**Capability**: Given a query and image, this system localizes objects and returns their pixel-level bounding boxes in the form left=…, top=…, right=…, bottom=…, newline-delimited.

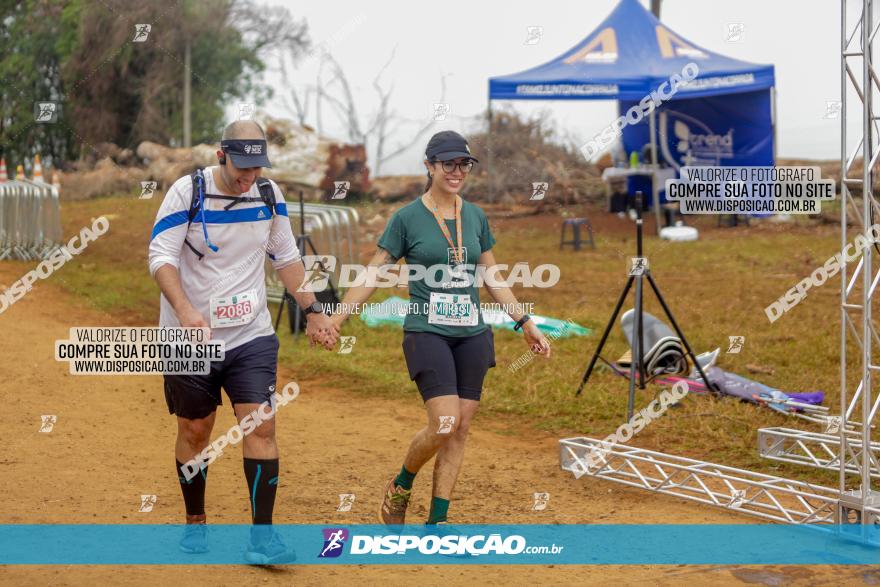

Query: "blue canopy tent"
left=488, top=0, right=776, bottom=230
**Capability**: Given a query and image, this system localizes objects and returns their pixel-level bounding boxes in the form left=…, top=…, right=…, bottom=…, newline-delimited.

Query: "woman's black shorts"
left=401, top=328, right=496, bottom=402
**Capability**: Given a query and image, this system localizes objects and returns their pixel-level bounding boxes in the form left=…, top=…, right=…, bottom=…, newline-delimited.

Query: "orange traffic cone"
left=0, top=158, right=7, bottom=183
left=16, top=164, right=24, bottom=180
left=51, top=170, right=61, bottom=194
left=33, top=154, right=43, bottom=182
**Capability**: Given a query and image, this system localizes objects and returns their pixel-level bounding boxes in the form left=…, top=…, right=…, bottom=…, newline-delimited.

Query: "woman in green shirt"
left=331, top=131, right=551, bottom=525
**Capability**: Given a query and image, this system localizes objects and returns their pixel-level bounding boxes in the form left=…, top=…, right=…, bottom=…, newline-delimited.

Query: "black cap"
left=220, top=139, right=272, bottom=168
left=425, top=131, right=478, bottom=163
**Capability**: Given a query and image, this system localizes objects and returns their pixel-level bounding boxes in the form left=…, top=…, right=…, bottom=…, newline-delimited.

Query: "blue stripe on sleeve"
left=151, top=205, right=284, bottom=241
left=150, top=210, right=189, bottom=240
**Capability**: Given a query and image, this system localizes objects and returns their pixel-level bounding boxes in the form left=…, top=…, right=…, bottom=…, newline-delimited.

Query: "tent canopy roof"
left=489, top=0, right=774, bottom=101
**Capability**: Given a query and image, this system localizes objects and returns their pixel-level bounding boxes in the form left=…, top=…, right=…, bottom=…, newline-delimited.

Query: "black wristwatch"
left=513, top=314, right=531, bottom=331
left=303, top=301, right=324, bottom=317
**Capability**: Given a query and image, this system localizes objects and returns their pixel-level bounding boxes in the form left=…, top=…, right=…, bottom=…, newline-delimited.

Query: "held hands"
left=306, top=312, right=339, bottom=350
left=317, top=312, right=348, bottom=351
left=523, top=321, right=551, bottom=358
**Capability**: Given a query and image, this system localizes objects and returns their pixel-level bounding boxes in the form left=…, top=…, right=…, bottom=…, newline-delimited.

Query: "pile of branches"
left=463, top=109, right=604, bottom=206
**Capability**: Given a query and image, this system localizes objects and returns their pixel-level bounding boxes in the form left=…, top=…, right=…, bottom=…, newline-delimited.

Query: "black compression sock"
left=176, top=459, right=208, bottom=516
left=243, top=457, right=279, bottom=525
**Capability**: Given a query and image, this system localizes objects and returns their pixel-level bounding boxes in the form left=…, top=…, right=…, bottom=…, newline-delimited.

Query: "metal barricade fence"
left=265, top=202, right=361, bottom=305
left=0, top=179, right=62, bottom=261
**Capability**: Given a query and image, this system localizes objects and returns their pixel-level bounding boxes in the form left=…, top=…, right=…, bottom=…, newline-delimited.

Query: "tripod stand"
left=273, top=190, right=340, bottom=338
left=575, top=193, right=716, bottom=419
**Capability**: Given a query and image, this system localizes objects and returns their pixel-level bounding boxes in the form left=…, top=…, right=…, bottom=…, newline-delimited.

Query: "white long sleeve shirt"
left=148, top=167, right=301, bottom=350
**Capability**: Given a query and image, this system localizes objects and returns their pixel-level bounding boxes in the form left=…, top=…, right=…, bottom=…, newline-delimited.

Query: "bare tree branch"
left=230, top=2, right=310, bottom=59
left=315, top=55, right=326, bottom=135
left=364, top=46, right=397, bottom=137
left=377, top=72, right=447, bottom=166
left=320, top=53, right=363, bottom=142
left=280, top=45, right=451, bottom=176
left=278, top=56, right=311, bottom=126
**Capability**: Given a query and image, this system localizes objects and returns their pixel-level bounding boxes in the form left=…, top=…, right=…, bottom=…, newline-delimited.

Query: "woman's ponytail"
left=424, top=158, right=435, bottom=192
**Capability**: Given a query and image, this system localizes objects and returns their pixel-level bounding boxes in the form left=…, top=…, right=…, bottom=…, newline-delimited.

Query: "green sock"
left=395, top=465, right=416, bottom=490
left=427, top=497, right=449, bottom=524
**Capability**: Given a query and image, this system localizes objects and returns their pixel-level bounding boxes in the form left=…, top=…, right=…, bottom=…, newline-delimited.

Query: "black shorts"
left=163, top=334, right=280, bottom=420
left=402, top=328, right=496, bottom=402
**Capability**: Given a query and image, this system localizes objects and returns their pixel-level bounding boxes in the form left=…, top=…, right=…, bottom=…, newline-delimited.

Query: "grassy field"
left=24, top=193, right=854, bottom=487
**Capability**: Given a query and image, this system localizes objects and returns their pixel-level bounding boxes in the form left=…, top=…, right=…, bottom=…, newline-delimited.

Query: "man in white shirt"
left=149, top=120, right=336, bottom=564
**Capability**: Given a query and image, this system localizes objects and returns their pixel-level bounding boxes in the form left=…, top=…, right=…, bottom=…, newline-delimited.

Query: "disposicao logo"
left=319, top=528, right=348, bottom=558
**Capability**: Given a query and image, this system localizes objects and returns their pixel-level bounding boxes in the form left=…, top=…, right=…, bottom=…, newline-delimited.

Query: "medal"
left=426, top=193, right=463, bottom=265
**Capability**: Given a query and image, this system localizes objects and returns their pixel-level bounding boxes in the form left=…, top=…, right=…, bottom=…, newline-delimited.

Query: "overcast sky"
left=252, top=0, right=846, bottom=176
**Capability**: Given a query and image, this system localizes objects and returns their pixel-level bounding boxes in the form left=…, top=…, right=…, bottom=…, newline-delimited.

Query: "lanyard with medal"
left=425, top=193, right=477, bottom=326
left=425, top=193, right=463, bottom=265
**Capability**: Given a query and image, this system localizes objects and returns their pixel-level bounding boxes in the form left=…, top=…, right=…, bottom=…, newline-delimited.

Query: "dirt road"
left=0, top=262, right=874, bottom=586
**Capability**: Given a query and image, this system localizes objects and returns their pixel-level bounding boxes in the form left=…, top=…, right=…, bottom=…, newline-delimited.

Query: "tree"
left=61, top=0, right=308, bottom=149
left=285, top=49, right=447, bottom=176
left=0, top=0, right=309, bottom=168
left=0, top=0, right=78, bottom=168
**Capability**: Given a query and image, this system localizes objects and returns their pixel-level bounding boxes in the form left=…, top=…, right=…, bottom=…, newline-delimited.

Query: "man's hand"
left=524, top=321, right=551, bottom=358
left=178, top=307, right=211, bottom=337
left=155, top=265, right=210, bottom=336
left=306, top=312, right=339, bottom=350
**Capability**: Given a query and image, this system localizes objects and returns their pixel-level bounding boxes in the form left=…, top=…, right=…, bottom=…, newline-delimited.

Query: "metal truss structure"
left=559, top=438, right=843, bottom=524
left=758, top=427, right=880, bottom=479
left=834, top=0, right=880, bottom=525
left=559, top=1, right=880, bottom=533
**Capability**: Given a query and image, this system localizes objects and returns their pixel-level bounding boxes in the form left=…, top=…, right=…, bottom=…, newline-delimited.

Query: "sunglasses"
left=436, top=159, right=475, bottom=174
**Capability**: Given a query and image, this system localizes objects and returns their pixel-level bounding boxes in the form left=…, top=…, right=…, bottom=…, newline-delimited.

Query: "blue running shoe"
left=245, top=526, right=297, bottom=565
left=179, top=523, right=209, bottom=554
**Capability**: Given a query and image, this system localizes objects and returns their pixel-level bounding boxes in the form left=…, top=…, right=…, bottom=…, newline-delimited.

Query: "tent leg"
left=649, top=107, right=662, bottom=236
left=771, top=87, right=778, bottom=163
left=487, top=100, right=494, bottom=204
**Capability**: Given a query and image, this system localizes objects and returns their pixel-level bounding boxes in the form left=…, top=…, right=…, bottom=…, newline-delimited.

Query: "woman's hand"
left=330, top=312, right=347, bottom=332
left=523, top=321, right=551, bottom=358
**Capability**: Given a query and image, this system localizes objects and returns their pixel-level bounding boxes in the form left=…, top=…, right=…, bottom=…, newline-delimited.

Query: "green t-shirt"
left=377, top=197, right=496, bottom=337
